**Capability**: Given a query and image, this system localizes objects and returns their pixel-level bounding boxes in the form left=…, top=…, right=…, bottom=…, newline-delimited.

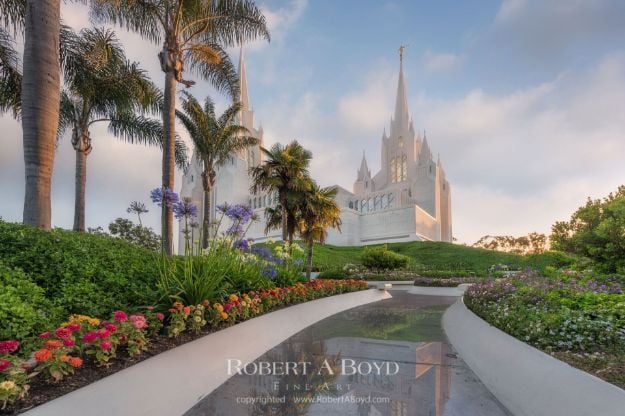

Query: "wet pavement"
left=185, top=291, right=511, bottom=416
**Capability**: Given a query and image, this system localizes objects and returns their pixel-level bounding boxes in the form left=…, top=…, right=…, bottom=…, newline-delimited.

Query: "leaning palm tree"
left=176, top=91, right=257, bottom=248
left=250, top=141, right=313, bottom=246
left=90, top=0, right=270, bottom=255
left=58, top=28, right=187, bottom=231
left=297, top=184, right=342, bottom=280
left=20, top=0, right=60, bottom=229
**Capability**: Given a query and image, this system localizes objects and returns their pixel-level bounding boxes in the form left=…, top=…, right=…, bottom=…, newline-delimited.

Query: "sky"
left=2, top=0, right=625, bottom=245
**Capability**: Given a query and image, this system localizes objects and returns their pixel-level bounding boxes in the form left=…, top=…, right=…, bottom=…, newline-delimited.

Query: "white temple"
left=179, top=48, right=452, bottom=253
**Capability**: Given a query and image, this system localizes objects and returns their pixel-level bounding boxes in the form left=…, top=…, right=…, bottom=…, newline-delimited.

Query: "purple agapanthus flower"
left=225, top=204, right=253, bottom=224
left=262, top=265, right=278, bottom=280
left=173, top=198, right=199, bottom=220
left=227, top=223, right=244, bottom=237
left=216, top=203, right=231, bottom=215
left=150, top=187, right=179, bottom=208
left=233, top=239, right=250, bottom=251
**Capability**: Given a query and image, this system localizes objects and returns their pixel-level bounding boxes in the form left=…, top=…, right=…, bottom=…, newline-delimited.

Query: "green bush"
left=0, top=220, right=160, bottom=316
left=361, top=246, right=409, bottom=270
left=0, top=262, right=62, bottom=353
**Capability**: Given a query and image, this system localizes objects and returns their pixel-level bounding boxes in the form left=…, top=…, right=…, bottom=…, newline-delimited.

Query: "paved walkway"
left=186, top=291, right=510, bottom=416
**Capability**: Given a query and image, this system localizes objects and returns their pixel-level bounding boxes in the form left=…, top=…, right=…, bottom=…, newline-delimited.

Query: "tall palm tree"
left=250, top=141, right=313, bottom=246
left=0, top=0, right=23, bottom=116
left=90, top=0, right=269, bottom=255
left=58, top=28, right=187, bottom=231
left=176, top=91, right=257, bottom=248
left=20, top=0, right=60, bottom=229
left=297, top=184, right=342, bottom=280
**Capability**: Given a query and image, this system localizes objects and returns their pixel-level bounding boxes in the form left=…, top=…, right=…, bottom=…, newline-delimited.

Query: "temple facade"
left=179, top=49, right=452, bottom=253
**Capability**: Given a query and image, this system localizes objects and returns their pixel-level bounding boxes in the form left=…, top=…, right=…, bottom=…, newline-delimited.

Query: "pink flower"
left=223, top=303, right=233, bottom=312
left=83, top=331, right=98, bottom=343
left=98, top=329, right=111, bottom=339
left=67, top=323, right=81, bottom=332
left=100, top=341, right=113, bottom=350
left=105, top=324, right=118, bottom=333
left=63, top=339, right=76, bottom=347
left=130, top=315, right=147, bottom=329
left=0, top=340, right=19, bottom=354
left=155, top=312, right=165, bottom=321
left=113, top=310, right=128, bottom=322
left=38, top=332, right=52, bottom=339
left=55, top=327, right=71, bottom=339
left=0, top=359, right=10, bottom=372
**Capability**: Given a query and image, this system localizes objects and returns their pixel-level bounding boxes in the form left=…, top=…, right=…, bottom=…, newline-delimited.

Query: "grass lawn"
left=310, top=241, right=571, bottom=274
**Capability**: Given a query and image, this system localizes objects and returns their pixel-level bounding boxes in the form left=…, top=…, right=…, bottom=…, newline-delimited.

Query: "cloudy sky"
left=2, top=0, right=625, bottom=244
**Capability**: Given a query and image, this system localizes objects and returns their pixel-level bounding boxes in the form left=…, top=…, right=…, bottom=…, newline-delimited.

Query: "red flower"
left=183, top=306, right=191, bottom=316
left=55, top=327, right=71, bottom=339
left=38, top=332, right=52, bottom=339
left=223, top=303, right=233, bottom=312
left=105, top=324, right=118, bottom=333
left=156, top=312, right=165, bottom=321
left=83, top=331, right=98, bottom=343
left=98, top=329, right=111, bottom=339
left=100, top=341, right=113, bottom=350
left=63, top=339, right=76, bottom=347
left=0, top=340, right=20, bottom=354
left=67, top=323, right=81, bottom=332
left=113, top=310, right=128, bottom=322
left=43, top=340, right=62, bottom=350
left=0, top=359, right=10, bottom=372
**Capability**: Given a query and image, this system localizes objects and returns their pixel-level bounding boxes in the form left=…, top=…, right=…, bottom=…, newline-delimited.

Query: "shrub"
left=0, top=221, right=160, bottom=318
left=0, top=263, right=61, bottom=353
left=361, top=246, right=409, bottom=270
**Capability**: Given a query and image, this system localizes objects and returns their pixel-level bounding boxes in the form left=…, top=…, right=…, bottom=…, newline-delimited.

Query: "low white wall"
left=408, top=284, right=470, bottom=296
left=26, top=289, right=391, bottom=416
left=443, top=299, right=625, bottom=416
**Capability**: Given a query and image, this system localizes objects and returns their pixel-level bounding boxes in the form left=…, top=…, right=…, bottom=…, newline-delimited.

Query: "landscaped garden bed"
left=464, top=271, right=625, bottom=389
left=0, top=279, right=368, bottom=414
left=413, top=276, right=483, bottom=287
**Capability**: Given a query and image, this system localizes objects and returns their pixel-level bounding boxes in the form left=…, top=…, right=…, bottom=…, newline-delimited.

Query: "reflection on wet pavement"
left=185, top=292, right=511, bottom=416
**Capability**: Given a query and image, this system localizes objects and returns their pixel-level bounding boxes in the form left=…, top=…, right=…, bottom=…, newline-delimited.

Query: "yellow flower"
left=229, top=294, right=239, bottom=302
left=221, top=312, right=229, bottom=320
left=213, top=304, right=224, bottom=312
left=240, top=301, right=247, bottom=307
left=0, top=381, right=16, bottom=391
left=70, top=314, right=100, bottom=326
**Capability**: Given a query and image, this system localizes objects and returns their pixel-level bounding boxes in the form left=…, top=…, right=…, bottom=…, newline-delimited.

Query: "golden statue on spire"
left=399, top=44, right=409, bottom=63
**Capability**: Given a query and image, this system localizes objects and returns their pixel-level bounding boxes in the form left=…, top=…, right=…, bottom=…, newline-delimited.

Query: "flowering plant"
left=0, top=340, right=29, bottom=409
left=33, top=328, right=83, bottom=382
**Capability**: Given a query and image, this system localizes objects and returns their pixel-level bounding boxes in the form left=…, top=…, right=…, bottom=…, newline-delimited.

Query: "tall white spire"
left=238, top=46, right=250, bottom=110
left=357, top=151, right=370, bottom=181
left=391, top=45, right=411, bottom=137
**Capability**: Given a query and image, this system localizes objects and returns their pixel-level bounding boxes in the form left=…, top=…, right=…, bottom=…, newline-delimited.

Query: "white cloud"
left=423, top=50, right=462, bottom=74
left=246, top=0, right=307, bottom=51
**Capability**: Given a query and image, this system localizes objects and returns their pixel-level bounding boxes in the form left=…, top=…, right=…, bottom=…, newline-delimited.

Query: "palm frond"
left=89, top=0, right=163, bottom=44
left=0, top=0, right=25, bottom=35
left=184, top=41, right=239, bottom=98
left=0, top=27, right=21, bottom=116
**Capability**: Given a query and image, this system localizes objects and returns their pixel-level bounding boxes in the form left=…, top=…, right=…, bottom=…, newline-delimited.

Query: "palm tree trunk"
left=306, top=238, right=314, bottom=280
left=73, top=148, right=87, bottom=231
left=162, top=71, right=176, bottom=255
left=280, top=193, right=287, bottom=242
left=202, top=186, right=211, bottom=249
left=21, top=0, right=61, bottom=229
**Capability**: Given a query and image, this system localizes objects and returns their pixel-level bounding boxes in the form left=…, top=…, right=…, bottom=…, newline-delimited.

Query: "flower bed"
left=0, top=279, right=367, bottom=413
left=464, top=272, right=625, bottom=389
left=413, top=276, right=484, bottom=287
left=353, top=270, right=481, bottom=282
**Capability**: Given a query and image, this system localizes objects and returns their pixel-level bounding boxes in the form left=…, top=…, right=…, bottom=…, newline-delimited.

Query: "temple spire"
left=357, top=151, right=370, bottom=180
left=392, top=45, right=410, bottom=135
left=238, top=46, right=250, bottom=110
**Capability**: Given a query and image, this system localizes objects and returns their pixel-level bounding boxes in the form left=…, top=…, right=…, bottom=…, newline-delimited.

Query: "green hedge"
left=0, top=221, right=160, bottom=318
left=361, top=246, right=409, bottom=270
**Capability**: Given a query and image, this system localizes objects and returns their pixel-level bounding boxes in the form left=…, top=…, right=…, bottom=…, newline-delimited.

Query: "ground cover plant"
left=464, top=270, right=625, bottom=388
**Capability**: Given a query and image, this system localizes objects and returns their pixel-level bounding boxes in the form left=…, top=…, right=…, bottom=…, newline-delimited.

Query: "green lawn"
left=311, top=241, right=573, bottom=274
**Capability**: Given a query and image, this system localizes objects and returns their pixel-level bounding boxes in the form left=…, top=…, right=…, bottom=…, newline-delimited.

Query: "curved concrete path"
left=25, top=289, right=390, bottom=416
left=443, top=298, right=625, bottom=416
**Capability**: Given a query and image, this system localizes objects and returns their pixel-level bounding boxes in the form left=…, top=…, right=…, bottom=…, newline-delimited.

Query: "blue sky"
left=2, top=0, right=625, bottom=244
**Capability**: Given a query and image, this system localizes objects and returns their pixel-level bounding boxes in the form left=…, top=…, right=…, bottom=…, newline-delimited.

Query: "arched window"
left=263, top=195, right=267, bottom=207
left=381, top=194, right=388, bottom=209
left=388, top=193, right=395, bottom=208
left=401, top=155, right=407, bottom=181
left=367, top=198, right=373, bottom=212
left=390, top=158, right=396, bottom=183
left=361, top=199, right=367, bottom=212
left=374, top=196, right=381, bottom=210
left=348, top=201, right=353, bottom=209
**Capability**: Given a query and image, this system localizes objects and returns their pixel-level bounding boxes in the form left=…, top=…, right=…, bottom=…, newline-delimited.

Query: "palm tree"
left=297, top=184, right=342, bottom=280
left=58, top=28, right=187, bottom=231
left=176, top=91, right=257, bottom=248
left=0, top=27, right=21, bottom=116
left=20, top=0, right=60, bottom=229
left=250, top=141, right=313, bottom=246
left=90, top=0, right=270, bottom=255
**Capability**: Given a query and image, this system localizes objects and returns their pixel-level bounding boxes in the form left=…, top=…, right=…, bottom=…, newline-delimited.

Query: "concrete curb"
left=25, top=289, right=391, bottom=416
left=407, top=283, right=471, bottom=296
left=443, top=298, right=625, bottom=416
